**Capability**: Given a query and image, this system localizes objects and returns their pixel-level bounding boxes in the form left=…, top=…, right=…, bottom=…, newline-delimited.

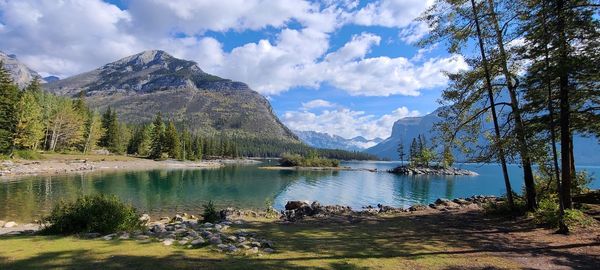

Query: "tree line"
left=417, top=0, right=598, bottom=232
left=0, top=65, right=377, bottom=161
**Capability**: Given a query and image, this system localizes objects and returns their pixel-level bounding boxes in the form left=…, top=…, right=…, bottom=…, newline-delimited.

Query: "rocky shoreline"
left=0, top=195, right=502, bottom=255
left=389, top=165, right=479, bottom=176
left=0, top=158, right=233, bottom=178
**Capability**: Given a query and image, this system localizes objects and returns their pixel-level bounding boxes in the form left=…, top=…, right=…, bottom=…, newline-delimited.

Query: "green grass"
left=0, top=212, right=535, bottom=270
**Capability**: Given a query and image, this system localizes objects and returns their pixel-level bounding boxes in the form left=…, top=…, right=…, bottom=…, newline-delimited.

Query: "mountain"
left=366, top=109, right=600, bottom=165
left=0, top=50, right=45, bottom=88
left=365, top=109, right=443, bottom=160
left=44, top=50, right=297, bottom=141
left=294, top=130, right=382, bottom=151
left=43, top=76, right=60, bottom=82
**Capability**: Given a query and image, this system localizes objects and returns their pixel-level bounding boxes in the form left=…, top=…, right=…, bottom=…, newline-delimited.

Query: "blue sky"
left=0, top=0, right=467, bottom=139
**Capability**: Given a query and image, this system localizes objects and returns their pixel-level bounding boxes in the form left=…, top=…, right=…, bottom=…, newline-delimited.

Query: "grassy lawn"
left=3, top=210, right=597, bottom=270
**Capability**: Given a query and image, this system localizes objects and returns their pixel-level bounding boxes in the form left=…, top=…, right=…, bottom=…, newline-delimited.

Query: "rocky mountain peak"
left=44, top=50, right=243, bottom=96
left=0, top=50, right=45, bottom=88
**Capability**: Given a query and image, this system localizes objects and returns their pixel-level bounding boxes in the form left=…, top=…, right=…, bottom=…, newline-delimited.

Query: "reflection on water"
left=1, top=161, right=599, bottom=222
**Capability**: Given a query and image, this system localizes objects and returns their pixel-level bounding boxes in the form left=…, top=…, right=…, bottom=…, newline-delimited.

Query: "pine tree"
left=149, top=112, right=165, bottom=159
left=0, top=62, right=20, bottom=155
left=397, top=139, right=405, bottom=165
left=409, top=138, right=418, bottom=166
left=164, top=121, right=181, bottom=159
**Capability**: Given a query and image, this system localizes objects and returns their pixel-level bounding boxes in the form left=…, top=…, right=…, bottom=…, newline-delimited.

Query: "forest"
left=0, top=67, right=377, bottom=161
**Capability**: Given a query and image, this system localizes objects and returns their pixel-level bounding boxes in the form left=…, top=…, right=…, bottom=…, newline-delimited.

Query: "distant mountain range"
left=41, top=50, right=297, bottom=141
left=294, top=130, right=382, bottom=152
left=365, top=109, right=600, bottom=165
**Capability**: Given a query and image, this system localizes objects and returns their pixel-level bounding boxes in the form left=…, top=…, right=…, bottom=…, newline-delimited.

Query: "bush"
left=202, top=200, right=220, bottom=223
left=13, top=150, right=42, bottom=160
left=42, top=194, right=142, bottom=235
left=484, top=194, right=527, bottom=216
left=532, top=197, right=595, bottom=229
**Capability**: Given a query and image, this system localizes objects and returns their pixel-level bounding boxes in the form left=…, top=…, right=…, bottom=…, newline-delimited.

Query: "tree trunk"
left=470, top=0, right=514, bottom=209
left=556, top=0, right=572, bottom=209
left=486, top=0, right=536, bottom=210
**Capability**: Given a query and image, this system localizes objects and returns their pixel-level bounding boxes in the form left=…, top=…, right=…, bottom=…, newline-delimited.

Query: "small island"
left=260, top=152, right=351, bottom=171
left=390, top=135, right=478, bottom=176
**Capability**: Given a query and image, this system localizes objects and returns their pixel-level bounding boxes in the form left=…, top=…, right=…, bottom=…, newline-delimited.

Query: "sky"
left=0, top=0, right=468, bottom=140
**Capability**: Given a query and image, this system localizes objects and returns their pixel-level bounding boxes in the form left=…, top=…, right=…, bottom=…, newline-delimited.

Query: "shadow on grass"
left=1, top=210, right=599, bottom=269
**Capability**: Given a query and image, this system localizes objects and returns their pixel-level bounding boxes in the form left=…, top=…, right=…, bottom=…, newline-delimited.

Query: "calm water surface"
left=1, top=161, right=599, bottom=222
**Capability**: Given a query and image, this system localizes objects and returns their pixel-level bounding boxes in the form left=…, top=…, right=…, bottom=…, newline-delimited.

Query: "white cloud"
left=0, top=0, right=466, bottom=97
left=282, top=106, right=420, bottom=140
left=352, top=0, right=434, bottom=28
left=301, top=99, right=336, bottom=110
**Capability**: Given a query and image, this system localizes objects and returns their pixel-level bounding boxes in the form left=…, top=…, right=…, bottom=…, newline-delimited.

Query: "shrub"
left=42, top=194, right=142, bottom=235
left=202, top=200, right=220, bottom=223
left=13, top=150, right=42, bottom=160
left=484, top=194, right=527, bottom=216
left=532, top=197, right=595, bottom=229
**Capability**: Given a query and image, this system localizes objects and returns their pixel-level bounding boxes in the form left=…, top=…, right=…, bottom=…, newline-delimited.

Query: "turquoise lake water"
left=1, top=161, right=598, bottom=222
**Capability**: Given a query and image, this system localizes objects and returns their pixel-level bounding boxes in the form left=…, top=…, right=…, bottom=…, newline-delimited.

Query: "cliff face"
left=0, top=50, right=45, bottom=88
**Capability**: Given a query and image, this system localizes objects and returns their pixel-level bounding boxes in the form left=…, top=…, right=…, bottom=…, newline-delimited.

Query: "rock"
left=0, top=221, right=5, bottom=227
left=435, top=198, right=450, bottom=205
left=173, top=214, right=183, bottom=222
left=118, top=233, right=130, bottom=240
left=285, top=201, right=309, bottom=210
left=209, top=236, right=222, bottom=245
left=260, top=240, right=274, bottom=248
left=139, top=214, right=151, bottom=224
left=162, top=238, right=175, bottom=246
left=226, top=235, right=237, bottom=242
left=263, top=248, right=275, bottom=253
left=190, top=238, right=205, bottom=246
left=203, top=222, right=213, bottom=227
left=3, top=221, right=17, bottom=228
left=246, top=247, right=259, bottom=255
left=136, top=235, right=150, bottom=240
left=152, top=224, right=166, bottom=233
left=178, top=240, right=189, bottom=245
left=250, top=241, right=262, bottom=248
left=102, top=233, right=117, bottom=240
left=409, top=204, right=429, bottom=212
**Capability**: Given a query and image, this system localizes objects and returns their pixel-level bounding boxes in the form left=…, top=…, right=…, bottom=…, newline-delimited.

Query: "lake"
left=1, top=161, right=599, bottom=222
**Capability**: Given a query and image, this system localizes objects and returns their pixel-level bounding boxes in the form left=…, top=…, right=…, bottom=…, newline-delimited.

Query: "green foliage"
left=532, top=197, right=594, bottom=229
left=164, top=121, right=181, bottom=159
left=280, top=153, right=340, bottom=167
left=42, top=194, right=142, bottom=235
left=14, top=82, right=44, bottom=150
left=12, top=149, right=42, bottom=160
left=0, top=62, right=20, bottom=155
left=201, top=201, right=220, bottom=223
left=149, top=112, right=165, bottom=159
left=484, top=195, right=527, bottom=216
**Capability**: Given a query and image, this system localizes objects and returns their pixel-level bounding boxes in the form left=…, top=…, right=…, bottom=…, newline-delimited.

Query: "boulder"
left=162, top=238, right=175, bottom=246
left=139, top=214, right=151, bottom=224
left=190, top=238, right=205, bottom=246
left=285, top=201, right=309, bottom=210
left=3, top=221, right=17, bottom=228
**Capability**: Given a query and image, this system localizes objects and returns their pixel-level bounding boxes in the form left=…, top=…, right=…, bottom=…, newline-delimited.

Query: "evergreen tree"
left=409, top=138, right=418, bottom=166
left=164, top=121, right=181, bottom=159
left=149, top=112, right=165, bottom=159
left=397, top=137, right=405, bottom=165
left=0, top=62, right=20, bottom=155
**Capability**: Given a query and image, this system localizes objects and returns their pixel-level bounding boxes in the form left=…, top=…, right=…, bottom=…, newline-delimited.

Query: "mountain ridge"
left=43, top=50, right=298, bottom=141
left=294, top=130, right=382, bottom=151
